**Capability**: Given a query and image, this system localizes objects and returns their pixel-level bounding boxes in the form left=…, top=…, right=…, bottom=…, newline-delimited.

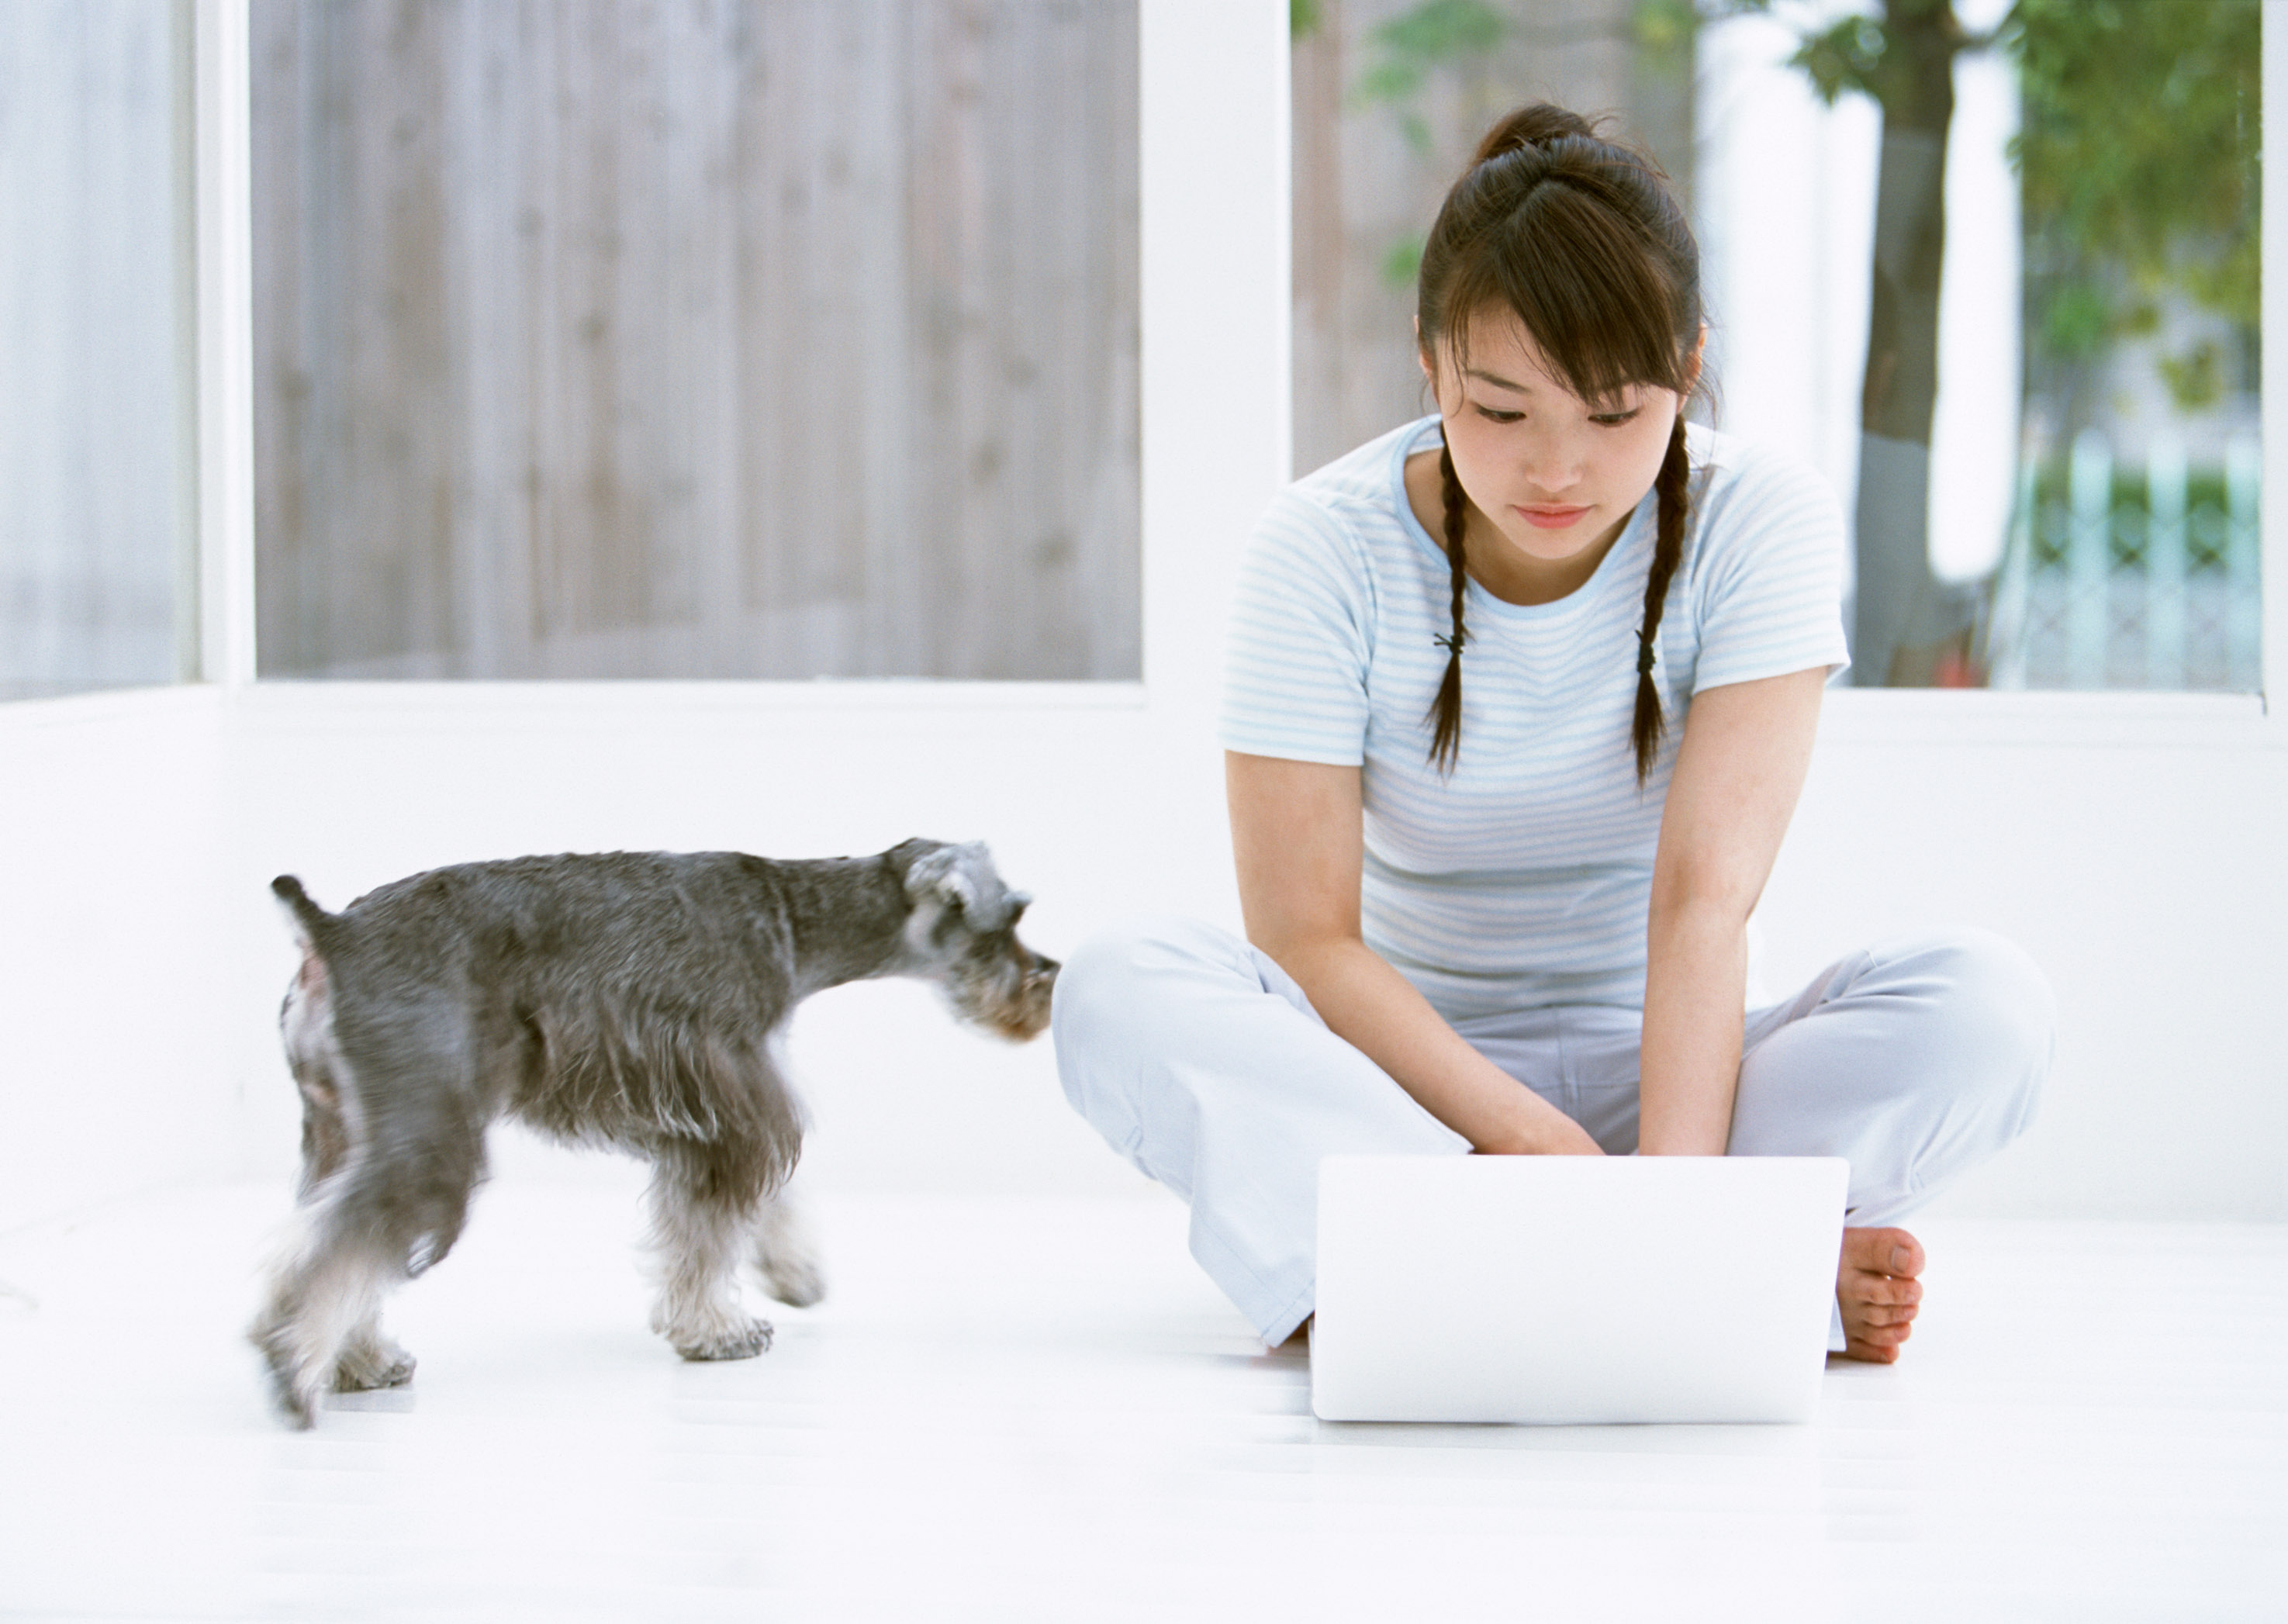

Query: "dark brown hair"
left=1415, top=105, right=1703, bottom=784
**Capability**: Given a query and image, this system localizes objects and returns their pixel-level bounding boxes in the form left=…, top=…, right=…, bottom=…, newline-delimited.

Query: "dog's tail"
left=271, top=875, right=337, bottom=952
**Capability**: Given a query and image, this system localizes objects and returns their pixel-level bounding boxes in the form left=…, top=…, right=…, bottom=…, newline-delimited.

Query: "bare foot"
left=1836, top=1227, right=1923, bottom=1363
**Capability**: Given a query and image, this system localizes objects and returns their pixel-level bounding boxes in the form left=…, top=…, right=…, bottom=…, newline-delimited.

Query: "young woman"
left=1052, top=105, right=2053, bottom=1362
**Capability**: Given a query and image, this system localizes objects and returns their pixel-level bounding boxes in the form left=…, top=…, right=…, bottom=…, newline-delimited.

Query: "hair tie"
left=1435, top=631, right=1467, bottom=657
left=1635, top=633, right=1657, bottom=677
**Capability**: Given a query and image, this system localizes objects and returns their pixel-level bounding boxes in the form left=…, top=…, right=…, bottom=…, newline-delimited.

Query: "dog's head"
left=894, top=840, right=1059, bottom=1041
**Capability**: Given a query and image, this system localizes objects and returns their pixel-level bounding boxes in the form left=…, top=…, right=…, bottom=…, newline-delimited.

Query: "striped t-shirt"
left=1220, top=415, right=1849, bottom=1021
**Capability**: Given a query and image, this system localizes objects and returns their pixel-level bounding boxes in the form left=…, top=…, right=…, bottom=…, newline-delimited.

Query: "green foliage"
left=2037, top=281, right=2111, bottom=363
left=1631, top=0, right=1701, bottom=57
left=1291, top=0, right=1322, bottom=43
left=1350, top=0, right=1507, bottom=111
left=2157, top=343, right=2225, bottom=415
left=2010, top=0, right=2259, bottom=345
left=1380, top=233, right=1427, bottom=291
left=1789, top=12, right=1890, bottom=106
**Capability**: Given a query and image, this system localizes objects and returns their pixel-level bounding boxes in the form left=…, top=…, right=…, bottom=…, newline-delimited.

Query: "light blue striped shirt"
left=1220, top=416, right=1849, bottom=1019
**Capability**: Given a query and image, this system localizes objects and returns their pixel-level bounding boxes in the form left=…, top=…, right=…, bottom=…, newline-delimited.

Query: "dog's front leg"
left=644, top=1142, right=773, bottom=1360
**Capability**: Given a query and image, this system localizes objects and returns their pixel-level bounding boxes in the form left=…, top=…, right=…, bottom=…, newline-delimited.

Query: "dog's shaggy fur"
left=249, top=838, right=1056, bottom=1428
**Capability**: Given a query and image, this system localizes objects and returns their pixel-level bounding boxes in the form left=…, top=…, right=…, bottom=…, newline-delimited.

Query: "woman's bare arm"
left=1225, top=751, right=1602, bottom=1156
left=1637, top=667, right=1827, bottom=1156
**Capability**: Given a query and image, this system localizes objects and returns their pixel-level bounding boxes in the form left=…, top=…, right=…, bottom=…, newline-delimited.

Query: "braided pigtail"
left=1630, top=414, right=1691, bottom=786
left=1425, top=444, right=1471, bottom=775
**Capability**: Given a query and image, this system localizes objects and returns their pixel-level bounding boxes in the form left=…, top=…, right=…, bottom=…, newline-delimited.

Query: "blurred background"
left=0, top=0, right=2259, bottom=695
left=1290, top=0, right=2261, bottom=691
left=2, top=0, right=1139, bottom=692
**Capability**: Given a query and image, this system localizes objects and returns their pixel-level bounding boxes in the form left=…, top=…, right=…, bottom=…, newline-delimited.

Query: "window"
left=1290, top=0, right=2260, bottom=691
left=251, top=0, right=1139, bottom=681
left=0, top=1, right=196, bottom=700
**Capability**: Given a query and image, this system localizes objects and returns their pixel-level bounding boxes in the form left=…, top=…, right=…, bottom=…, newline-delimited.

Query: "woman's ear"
left=1415, top=319, right=1443, bottom=403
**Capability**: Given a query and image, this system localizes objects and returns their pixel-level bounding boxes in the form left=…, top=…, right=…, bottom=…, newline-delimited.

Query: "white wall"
left=0, top=689, right=235, bottom=1232
left=1766, top=698, right=2288, bottom=1221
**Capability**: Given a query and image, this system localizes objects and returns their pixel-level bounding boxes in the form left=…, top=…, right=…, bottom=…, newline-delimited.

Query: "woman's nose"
left=1520, top=430, right=1585, bottom=494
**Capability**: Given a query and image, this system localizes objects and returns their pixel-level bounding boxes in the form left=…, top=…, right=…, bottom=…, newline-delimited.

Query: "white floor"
left=1, top=1174, right=2283, bottom=1623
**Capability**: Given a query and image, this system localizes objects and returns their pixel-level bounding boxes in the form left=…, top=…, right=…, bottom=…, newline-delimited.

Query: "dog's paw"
left=267, top=1367, right=321, bottom=1429
left=672, top=1317, right=774, bottom=1362
left=758, top=1254, right=827, bottom=1309
left=250, top=1329, right=321, bottom=1430
left=334, top=1339, right=417, bottom=1392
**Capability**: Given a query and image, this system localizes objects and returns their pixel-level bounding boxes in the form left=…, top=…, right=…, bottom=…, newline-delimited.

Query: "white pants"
left=1051, top=916, right=2055, bottom=1345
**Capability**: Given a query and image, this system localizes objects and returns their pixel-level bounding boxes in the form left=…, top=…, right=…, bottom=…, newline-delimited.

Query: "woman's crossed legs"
left=1052, top=916, right=2053, bottom=1360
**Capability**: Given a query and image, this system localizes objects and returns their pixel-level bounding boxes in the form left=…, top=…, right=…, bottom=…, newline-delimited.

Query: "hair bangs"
left=1439, top=180, right=1690, bottom=405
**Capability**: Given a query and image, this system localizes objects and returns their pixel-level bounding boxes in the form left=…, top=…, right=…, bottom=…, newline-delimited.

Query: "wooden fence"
left=1989, top=432, right=2262, bottom=691
left=253, top=0, right=1139, bottom=680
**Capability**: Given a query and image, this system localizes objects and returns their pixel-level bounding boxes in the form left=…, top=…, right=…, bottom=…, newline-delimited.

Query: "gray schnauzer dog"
left=250, top=838, right=1056, bottom=1428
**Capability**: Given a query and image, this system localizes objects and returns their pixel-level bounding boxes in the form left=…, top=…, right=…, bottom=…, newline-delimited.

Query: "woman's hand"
left=1227, top=751, right=1602, bottom=1156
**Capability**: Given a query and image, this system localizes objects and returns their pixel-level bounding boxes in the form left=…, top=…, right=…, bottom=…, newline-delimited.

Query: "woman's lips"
left=1515, top=505, right=1590, bottom=530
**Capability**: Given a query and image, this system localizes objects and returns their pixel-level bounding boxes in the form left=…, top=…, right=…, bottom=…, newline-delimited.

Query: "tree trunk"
left=1852, top=0, right=1970, bottom=686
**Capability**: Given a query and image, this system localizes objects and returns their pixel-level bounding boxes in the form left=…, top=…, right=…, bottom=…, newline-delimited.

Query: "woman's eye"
left=1591, top=409, right=1642, bottom=427
left=1475, top=406, right=1524, bottom=423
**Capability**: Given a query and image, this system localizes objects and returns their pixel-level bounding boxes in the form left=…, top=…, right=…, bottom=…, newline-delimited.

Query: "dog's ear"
left=904, top=842, right=982, bottom=914
left=904, top=842, right=1021, bottom=929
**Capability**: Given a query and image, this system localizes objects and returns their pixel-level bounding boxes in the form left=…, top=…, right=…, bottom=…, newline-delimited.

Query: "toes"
left=1841, top=1311, right=1914, bottom=1347
left=1837, top=1317, right=1913, bottom=1360
left=1843, top=1225, right=1925, bottom=1279
left=1840, top=1272, right=1923, bottom=1308
left=356, top=1353, right=416, bottom=1390
left=334, top=1344, right=418, bottom=1392
left=674, top=1318, right=775, bottom=1362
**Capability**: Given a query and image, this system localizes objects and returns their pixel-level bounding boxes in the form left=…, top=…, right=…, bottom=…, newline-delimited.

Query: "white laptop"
left=1311, top=1155, right=1848, bottom=1425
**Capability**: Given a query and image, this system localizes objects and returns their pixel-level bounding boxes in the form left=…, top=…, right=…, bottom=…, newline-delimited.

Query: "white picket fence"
left=1987, top=430, right=2262, bottom=691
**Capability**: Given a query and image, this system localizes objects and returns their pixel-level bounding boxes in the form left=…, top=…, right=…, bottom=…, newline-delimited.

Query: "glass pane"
left=0, top=1, right=194, bottom=700
left=252, top=0, right=1139, bottom=680
left=1291, top=0, right=2260, bottom=692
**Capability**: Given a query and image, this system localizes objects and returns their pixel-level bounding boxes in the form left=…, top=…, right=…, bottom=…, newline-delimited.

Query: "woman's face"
left=1422, top=309, right=1689, bottom=566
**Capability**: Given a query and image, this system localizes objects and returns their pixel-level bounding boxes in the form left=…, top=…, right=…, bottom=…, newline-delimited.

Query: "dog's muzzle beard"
left=249, top=840, right=1056, bottom=1429
left=946, top=950, right=1059, bottom=1043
